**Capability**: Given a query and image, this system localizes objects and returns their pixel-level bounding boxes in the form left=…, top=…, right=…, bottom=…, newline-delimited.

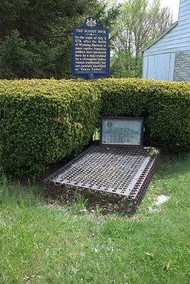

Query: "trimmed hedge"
left=0, top=78, right=189, bottom=177
left=0, top=79, right=100, bottom=176
left=92, top=78, right=190, bottom=151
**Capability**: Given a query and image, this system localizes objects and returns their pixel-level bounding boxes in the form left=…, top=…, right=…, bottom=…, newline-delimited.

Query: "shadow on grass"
left=154, top=151, right=190, bottom=180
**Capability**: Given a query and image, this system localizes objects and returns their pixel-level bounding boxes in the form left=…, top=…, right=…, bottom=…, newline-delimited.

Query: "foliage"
left=0, top=154, right=190, bottom=283
left=0, top=78, right=189, bottom=177
left=93, top=78, right=190, bottom=151
left=110, top=50, right=138, bottom=78
left=0, top=0, right=119, bottom=79
left=0, top=30, right=34, bottom=79
left=110, top=0, right=173, bottom=77
left=0, top=79, right=100, bottom=176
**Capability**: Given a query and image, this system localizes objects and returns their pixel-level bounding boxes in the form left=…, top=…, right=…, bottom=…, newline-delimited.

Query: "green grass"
left=0, top=154, right=190, bottom=284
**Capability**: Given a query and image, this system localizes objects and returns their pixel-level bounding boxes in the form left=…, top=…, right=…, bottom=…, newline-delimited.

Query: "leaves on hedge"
left=0, top=78, right=189, bottom=177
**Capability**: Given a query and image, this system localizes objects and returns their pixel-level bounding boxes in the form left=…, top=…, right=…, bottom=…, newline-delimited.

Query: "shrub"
left=92, top=78, right=190, bottom=151
left=0, top=79, right=100, bottom=176
left=0, top=78, right=189, bottom=178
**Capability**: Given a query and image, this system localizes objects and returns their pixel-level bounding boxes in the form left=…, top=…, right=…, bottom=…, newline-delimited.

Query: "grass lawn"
left=0, top=154, right=190, bottom=284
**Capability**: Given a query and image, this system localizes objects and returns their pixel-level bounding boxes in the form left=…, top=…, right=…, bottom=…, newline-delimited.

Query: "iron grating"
left=44, top=144, right=159, bottom=212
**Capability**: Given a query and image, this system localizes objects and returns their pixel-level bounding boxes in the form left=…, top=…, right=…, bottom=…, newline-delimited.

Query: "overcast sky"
left=160, top=0, right=180, bottom=21
left=115, top=0, right=180, bottom=21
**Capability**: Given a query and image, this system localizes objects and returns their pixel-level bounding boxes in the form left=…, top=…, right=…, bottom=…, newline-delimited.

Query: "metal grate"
left=44, top=144, right=159, bottom=212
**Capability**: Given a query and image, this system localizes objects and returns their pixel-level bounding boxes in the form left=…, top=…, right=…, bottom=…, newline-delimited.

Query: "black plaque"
left=71, top=17, right=110, bottom=79
left=100, top=117, right=145, bottom=146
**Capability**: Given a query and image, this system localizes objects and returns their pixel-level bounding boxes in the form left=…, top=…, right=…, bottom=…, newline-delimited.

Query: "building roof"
left=142, top=21, right=178, bottom=53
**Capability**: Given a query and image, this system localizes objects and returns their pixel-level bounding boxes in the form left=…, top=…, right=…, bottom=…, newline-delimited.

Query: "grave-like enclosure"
left=44, top=118, right=159, bottom=213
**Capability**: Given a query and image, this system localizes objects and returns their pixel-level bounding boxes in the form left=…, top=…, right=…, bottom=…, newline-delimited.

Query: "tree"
left=0, top=0, right=119, bottom=79
left=110, top=0, right=173, bottom=77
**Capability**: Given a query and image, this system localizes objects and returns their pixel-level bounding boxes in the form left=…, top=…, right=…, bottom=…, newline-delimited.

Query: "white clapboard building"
left=142, top=0, right=190, bottom=81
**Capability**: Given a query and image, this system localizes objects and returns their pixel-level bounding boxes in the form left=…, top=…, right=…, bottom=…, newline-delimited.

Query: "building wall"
left=143, top=53, right=175, bottom=80
left=178, top=0, right=190, bottom=24
left=174, top=51, right=190, bottom=81
left=142, top=0, right=190, bottom=81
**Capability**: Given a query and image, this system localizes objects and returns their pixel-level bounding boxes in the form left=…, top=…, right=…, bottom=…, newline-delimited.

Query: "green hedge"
left=0, top=78, right=189, bottom=177
left=0, top=79, right=100, bottom=176
left=92, top=78, right=190, bottom=151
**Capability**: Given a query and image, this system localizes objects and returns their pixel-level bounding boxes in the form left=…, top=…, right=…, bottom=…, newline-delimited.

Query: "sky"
left=160, top=0, right=180, bottom=21
left=115, top=0, right=180, bottom=21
